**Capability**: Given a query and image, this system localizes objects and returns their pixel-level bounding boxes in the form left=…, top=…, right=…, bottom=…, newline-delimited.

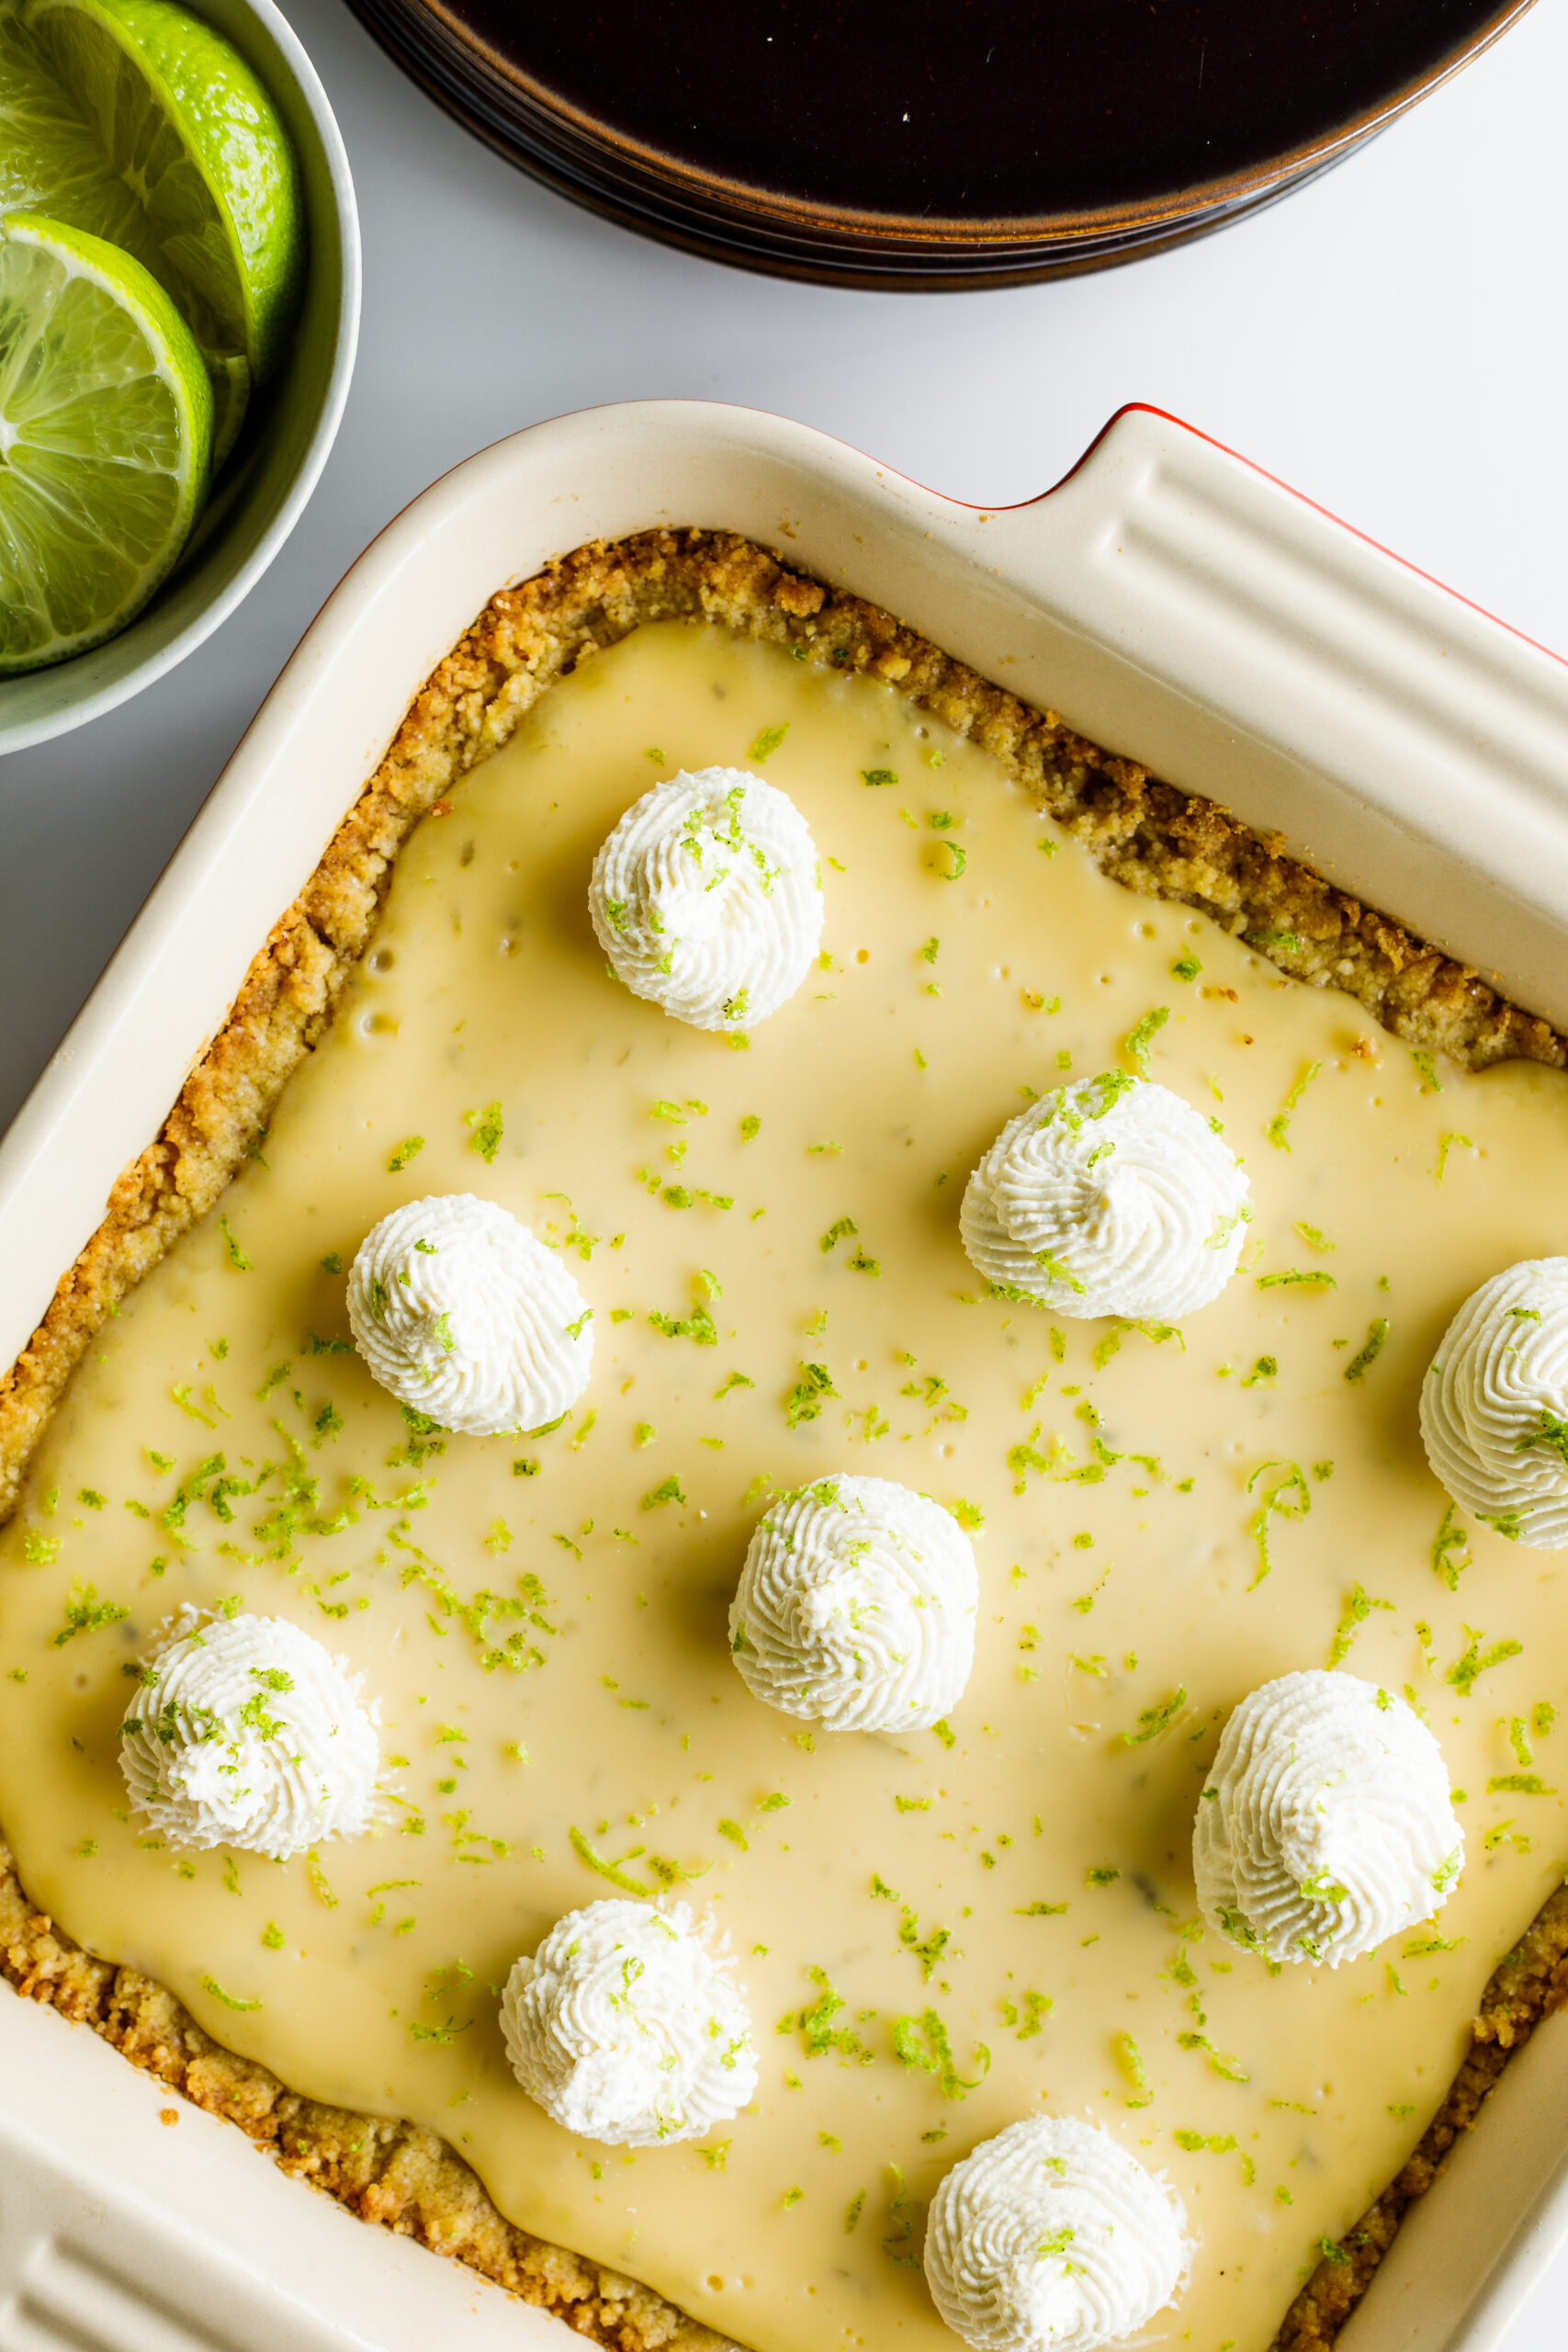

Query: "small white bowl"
left=0, top=0, right=360, bottom=756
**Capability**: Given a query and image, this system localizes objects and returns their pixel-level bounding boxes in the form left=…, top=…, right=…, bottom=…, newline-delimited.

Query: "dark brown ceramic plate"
left=346, top=0, right=1534, bottom=287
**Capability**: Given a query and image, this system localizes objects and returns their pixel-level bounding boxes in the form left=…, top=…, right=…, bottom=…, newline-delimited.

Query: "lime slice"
left=0, top=0, right=302, bottom=383
left=0, top=209, right=213, bottom=673
left=208, top=345, right=249, bottom=468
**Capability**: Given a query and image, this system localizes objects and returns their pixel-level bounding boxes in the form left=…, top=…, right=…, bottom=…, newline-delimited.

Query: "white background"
left=4, top=2, right=1568, bottom=2342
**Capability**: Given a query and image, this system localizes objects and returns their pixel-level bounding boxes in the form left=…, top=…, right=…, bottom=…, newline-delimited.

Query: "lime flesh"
left=0, top=208, right=212, bottom=673
left=0, top=0, right=302, bottom=383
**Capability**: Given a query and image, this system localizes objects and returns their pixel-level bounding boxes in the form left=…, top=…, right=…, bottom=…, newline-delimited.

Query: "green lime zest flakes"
left=931, top=1718, right=956, bottom=1750
left=950, top=1499, right=984, bottom=1533
left=1410, top=1047, right=1442, bottom=1092
left=1246, top=1459, right=1311, bottom=1589
left=1344, top=1318, right=1391, bottom=1383
left=998, top=1991, right=1053, bottom=2040
left=1247, top=925, right=1305, bottom=956
left=201, top=1974, right=262, bottom=2013
left=1171, top=950, right=1202, bottom=982
left=843, top=2188, right=867, bottom=2233
left=697, top=2141, right=730, bottom=2170
left=895, top=1795, right=931, bottom=1815
left=740, top=1114, right=761, bottom=1142
left=758, top=1792, right=792, bottom=1812
left=920, top=935, right=940, bottom=965
left=1014, top=1900, right=1069, bottom=1917
left=1436, top=1131, right=1476, bottom=1182
left=465, top=1101, right=504, bottom=1163
left=78, top=1487, right=106, bottom=1510
left=1515, top=1408, right=1568, bottom=1474
left=1114, top=2031, right=1150, bottom=2104
left=1122, top=1006, right=1169, bottom=1078
left=1403, top=1929, right=1466, bottom=1958
left=1091, top=1317, right=1184, bottom=1371
left=1122, top=1687, right=1187, bottom=1747
left=781, top=2186, right=805, bottom=2210
left=820, top=1216, right=858, bottom=1254
left=306, top=1849, right=339, bottom=1908
left=649, top=1099, right=689, bottom=1123
left=779, top=1966, right=876, bottom=2063
left=1256, top=1268, right=1337, bottom=1291
left=1446, top=1624, right=1522, bottom=1696
left=387, top=1136, right=425, bottom=1172
left=570, top=1825, right=654, bottom=1896
left=930, top=838, right=966, bottom=880
left=1241, top=1355, right=1278, bottom=1388
left=891, top=2007, right=989, bottom=2098
left=1316, top=2237, right=1352, bottom=2269
left=717, top=1819, right=749, bottom=1849
left=1177, top=2031, right=1251, bottom=2082
left=861, top=766, right=897, bottom=787
left=218, top=1216, right=252, bottom=1271
left=714, top=1371, right=755, bottom=1401
left=1431, top=1848, right=1463, bottom=1895
left=23, top=1531, right=62, bottom=1565
left=171, top=1384, right=219, bottom=1427
left=1294, top=1221, right=1337, bottom=1253
left=1267, top=1060, right=1322, bottom=1150
left=749, top=722, right=789, bottom=762
left=409, top=2018, right=472, bottom=2046
left=786, top=1361, right=840, bottom=1428
left=897, top=1907, right=953, bottom=1983
left=1327, top=1582, right=1393, bottom=1668
left=1488, top=1773, right=1557, bottom=1795
left=641, top=1475, right=687, bottom=1510
left=1087, top=1865, right=1120, bottom=1888
left=321, top=1250, right=344, bottom=1274
left=261, top=1922, right=286, bottom=1950
left=52, top=1582, right=130, bottom=1647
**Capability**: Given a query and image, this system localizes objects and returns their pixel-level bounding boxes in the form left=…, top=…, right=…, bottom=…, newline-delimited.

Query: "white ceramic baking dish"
left=5, top=400, right=1568, bottom=2352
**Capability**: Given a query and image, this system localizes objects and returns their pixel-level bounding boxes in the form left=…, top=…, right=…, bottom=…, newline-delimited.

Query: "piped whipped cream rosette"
left=960, top=1071, right=1249, bottom=1320
left=1194, top=1668, right=1462, bottom=1967
left=501, top=1897, right=757, bottom=2146
left=588, top=763, right=824, bottom=1029
left=728, top=1473, right=977, bottom=1732
left=924, top=2114, right=1190, bottom=2352
left=347, top=1193, right=592, bottom=1437
left=119, top=1608, right=383, bottom=1860
left=1420, top=1257, right=1568, bottom=1547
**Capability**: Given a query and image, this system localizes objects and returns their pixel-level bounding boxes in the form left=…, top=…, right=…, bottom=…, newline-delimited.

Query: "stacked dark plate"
left=347, top=0, right=1532, bottom=288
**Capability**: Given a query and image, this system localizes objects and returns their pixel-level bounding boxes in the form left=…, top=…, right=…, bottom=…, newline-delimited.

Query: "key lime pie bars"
left=6, top=530, right=1568, bottom=2352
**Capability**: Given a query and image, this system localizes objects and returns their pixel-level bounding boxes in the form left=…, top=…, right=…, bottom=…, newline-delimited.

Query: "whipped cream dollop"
left=728, top=1473, right=977, bottom=1732
left=1194, top=1668, right=1461, bottom=1967
left=501, top=1897, right=757, bottom=2146
left=960, top=1071, right=1249, bottom=1320
left=924, top=2115, right=1190, bottom=2352
left=347, top=1193, right=592, bottom=1437
left=119, top=1609, right=382, bottom=1859
left=1420, top=1257, right=1568, bottom=1547
left=588, top=764, right=823, bottom=1030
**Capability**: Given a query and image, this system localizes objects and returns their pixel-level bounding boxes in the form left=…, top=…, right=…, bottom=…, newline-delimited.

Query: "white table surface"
left=4, top=3, right=1568, bottom=2344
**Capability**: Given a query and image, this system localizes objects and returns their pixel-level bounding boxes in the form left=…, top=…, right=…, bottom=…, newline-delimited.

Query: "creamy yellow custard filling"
left=3, top=620, right=1567, bottom=2352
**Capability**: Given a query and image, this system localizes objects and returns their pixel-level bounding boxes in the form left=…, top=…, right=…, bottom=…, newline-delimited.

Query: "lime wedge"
left=0, top=209, right=213, bottom=673
left=0, top=0, right=303, bottom=383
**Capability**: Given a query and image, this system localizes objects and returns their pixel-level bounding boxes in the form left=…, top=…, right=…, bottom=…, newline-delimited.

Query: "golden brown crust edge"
left=3, top=526, right=1567, bottom=2352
